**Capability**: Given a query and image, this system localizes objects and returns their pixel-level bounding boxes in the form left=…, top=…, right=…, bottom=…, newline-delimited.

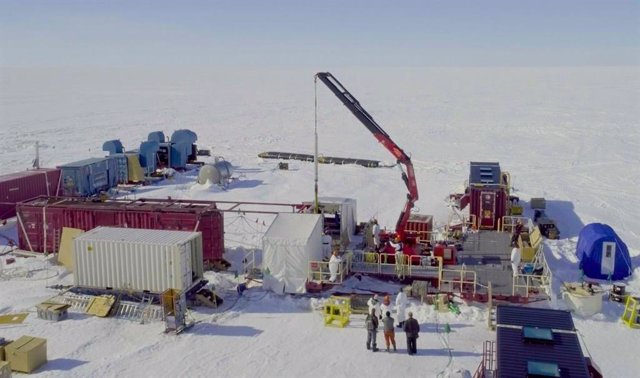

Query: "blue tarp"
left=577, top=223, right=632, bottom=281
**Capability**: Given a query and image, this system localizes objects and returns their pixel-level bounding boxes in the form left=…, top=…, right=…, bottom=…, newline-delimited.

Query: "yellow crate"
left=323, top=297, right=351, bottom=328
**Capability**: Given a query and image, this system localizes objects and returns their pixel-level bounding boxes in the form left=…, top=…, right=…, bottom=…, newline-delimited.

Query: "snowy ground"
left=1, top=67, right=639, bottom=377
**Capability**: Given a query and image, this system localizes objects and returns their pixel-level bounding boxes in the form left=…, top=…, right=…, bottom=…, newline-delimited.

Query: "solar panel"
left=527, top=360, right=560, bottom=377
left=523, top=326, right=553, bottom=342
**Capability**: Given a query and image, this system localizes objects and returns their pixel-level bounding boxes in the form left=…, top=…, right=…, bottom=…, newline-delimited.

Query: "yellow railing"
left=500, top=215, right=531, bottom=233
left=439, top=267, right=477, bottom=296
left=348, top=251, right=442, bottom=280
left=308, top=254, right=351, bottom=284
left=512, top=246, right=552, bottom=298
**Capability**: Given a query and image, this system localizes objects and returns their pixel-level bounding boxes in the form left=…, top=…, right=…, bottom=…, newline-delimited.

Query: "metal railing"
left=439, top=267, right=477, bottom=296
left=500, top=215, right=532, bottom=234
left=347, top=251, right=442, bottom=280
left=308, top=254, right=351, bottom=284
left=473, top=340, right=497, bottom=378
left=512, top=245, right=552, bottom=298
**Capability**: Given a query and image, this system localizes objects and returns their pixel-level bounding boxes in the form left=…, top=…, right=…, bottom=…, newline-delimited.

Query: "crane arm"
left=315, top=72, right=419, bottom=236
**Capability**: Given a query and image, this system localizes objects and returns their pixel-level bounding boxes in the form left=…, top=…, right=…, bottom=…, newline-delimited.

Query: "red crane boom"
left=315, top=72, right=419, bottom=238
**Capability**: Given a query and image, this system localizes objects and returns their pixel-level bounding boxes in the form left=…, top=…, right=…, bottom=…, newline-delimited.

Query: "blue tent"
left=577, top=223, right=632, bottom=281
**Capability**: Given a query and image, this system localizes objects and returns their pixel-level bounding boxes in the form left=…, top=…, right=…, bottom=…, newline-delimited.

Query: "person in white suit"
left=395, top=288, right=408, bottom=328
left=510, top=245, right=522, bottom=278
left=372, top=219, right=381, bottom=250
left=321, top=230, right=332, bottom=259
left=328, top=250, right=342, bottom=282
left=367, top=294, right=382, bottom=319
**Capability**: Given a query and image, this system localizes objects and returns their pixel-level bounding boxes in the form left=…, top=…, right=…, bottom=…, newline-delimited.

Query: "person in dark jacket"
left=365, top=307, right=379, bottom=352
left=382, top=311, right=396, bottom=352
left=511, top=220, right=524, bottom=246
left=403, top=311, right=420, bottom=355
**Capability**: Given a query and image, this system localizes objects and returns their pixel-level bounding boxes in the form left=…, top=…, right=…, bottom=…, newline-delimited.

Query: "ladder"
left=57, top=293, right=94, bottom=312
left=114, top=295, right=161, bottom=323
left=139, top=294, right=154, bottom=324
left=115, top=302, right=143, bottom=321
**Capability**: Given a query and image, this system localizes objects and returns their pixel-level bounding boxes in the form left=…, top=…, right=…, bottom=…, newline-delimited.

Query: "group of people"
left=364, top=290, right=419, bottom=355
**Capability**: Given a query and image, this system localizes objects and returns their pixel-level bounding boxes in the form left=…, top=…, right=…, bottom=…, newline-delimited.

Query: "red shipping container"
left=0, top=169, right=61, bottom=221
left=16, top=196, right=224, bottom=265
left=467, top=162, right=508, bottom=230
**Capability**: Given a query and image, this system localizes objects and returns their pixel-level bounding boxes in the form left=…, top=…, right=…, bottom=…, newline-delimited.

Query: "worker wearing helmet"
left=389, top=235, right=403, bottom=253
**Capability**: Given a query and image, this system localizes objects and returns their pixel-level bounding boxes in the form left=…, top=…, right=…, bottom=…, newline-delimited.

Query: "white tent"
left=318, top=197, right=357, bottom=243
left=262, top=213, right=324, bottom=294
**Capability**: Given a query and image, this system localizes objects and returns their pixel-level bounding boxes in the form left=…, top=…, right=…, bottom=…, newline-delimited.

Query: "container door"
left=601, top=242, right=616, bottom=276
left=480, top=191, right=496, bottom=229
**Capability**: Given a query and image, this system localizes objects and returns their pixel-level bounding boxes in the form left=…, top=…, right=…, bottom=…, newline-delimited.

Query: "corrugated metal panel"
left=74, top=227, right=203, bottom=293
left=0, top=168, right=60, bottom=220
left=16, top=197, right=224, bottom=263
left=496, top=305, right=575, bottom=330
left=76, top=226, right=201, bottom=246
left=497, top=327, right=590, bottom=378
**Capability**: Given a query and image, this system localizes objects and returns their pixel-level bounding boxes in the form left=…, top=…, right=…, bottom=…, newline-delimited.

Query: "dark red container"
left=469, top=187, right=508, bottom=230
left=16, top=196, right=224, bottom=264
left=468, top=162, right=508, bottom=230
left=405, top=214, right=433, bottom=239
left=0, top=169, right=61, bottom=221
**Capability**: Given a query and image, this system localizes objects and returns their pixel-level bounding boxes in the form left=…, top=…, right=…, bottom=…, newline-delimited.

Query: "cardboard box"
left=36, top=302, right=70, bottom=321
left=0, top=338, right=10, bottom=361
left=5, top=336, right=47, bottom=373
left=0, top=360, right=12, bottom=378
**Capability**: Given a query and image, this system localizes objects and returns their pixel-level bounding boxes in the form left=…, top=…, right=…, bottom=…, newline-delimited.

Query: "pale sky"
left=1, top=0, right=638, bottom=67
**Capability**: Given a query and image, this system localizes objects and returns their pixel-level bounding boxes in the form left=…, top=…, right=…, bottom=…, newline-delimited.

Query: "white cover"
left=262, top=213, right=324, bottom=294
left=318, top=197, right=357, bottom=242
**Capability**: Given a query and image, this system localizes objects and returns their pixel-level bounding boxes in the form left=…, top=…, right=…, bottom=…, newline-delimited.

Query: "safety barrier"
left=308, top=253, right=351, bottom=284
left=512, top=245, right=552, bottom=298
left=439, top=267, right=477, bottom=296
left=349, top=251, right=442, bottom=280
left=500, top=215, right=532, bottom=234
left=323, top=296, right=351, bottom=328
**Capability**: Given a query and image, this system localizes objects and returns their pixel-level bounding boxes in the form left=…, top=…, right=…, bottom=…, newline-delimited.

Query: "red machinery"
left=315, top=72, right=419, bottom=241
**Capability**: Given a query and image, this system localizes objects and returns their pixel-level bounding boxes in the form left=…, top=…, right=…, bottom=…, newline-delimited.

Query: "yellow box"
left=518, top=227, right=541, bottom=262
left=5, top=336, right=47, bottom=373
left=0, top=360, right=12, bottom=378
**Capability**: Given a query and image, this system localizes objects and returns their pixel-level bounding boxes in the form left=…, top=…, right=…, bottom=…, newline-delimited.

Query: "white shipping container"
left=73, top=227, right=204, bottom=293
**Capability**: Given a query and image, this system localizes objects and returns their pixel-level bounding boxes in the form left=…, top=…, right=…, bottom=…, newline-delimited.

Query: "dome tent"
left=577, top=223, right=632, bottom=281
